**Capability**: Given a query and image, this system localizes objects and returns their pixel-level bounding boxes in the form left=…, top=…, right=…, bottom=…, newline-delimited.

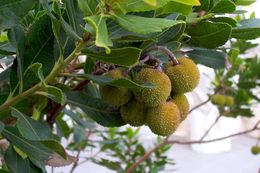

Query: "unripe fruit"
left=100, top=69, right=132, bottom=106
left=133, top=68, right=171, bottom=107
left=165, top=57, right=200, bottom=93
left=225, top=96, right=234, bottom=106
left=251, top=146, right=260, bottom=155
left=120, top=99, right=147, bottom=126
left=147, top=101, right=181, bottom=136
left=211, top=94, right=226, bottom=106
left=172, top=94, right=189, bottom=121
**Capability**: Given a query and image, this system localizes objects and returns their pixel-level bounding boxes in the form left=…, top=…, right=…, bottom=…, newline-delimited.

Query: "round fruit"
left=120, top=99, right=147, bottom=126
left=225, top=96, right=234, bottom=106
left=165, top=57, right=200, bottom=93
left=211, top=94, right=226, bottom=106
left=147, top=101, right=181, bottom=136
left=100, top=69, right=132, bottom=106
left=133, top=68, right=171, bottom=107
left=172, top=94, right=189, bottom=121
left=251, top=146, right=260, bottom=155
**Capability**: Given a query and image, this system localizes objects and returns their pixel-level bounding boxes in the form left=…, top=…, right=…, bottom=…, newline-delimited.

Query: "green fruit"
left=100, top=69, right=132, bottom=106
left=225, top=96, right=234, bottom=106
left=147, top=101, right=181, bottom=136
left=120, top=99, right=147, bottom=126
left=172, top=94, right=189, bottom=121
left=211, top=94, right=226, bottom=106
left=133, top=68, right=171, bottom=107
left=165, top=57, right=200, bottom=93
left=251, top=146, right=260, bottom=155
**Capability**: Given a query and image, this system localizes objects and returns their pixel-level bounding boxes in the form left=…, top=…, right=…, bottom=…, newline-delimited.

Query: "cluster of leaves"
left=0, top=0, right=259, bottom=172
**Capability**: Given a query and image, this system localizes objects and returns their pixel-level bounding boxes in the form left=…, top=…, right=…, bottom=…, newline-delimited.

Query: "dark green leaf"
left=113, top=14, right=185, bottom=34
left=189, top=21, right=232, bottom=49
left=75, top=74, right=155, bottom=90
left=235, top=0, right=256, bottom=5
left=82, top=47, right=141, bottom=67
left=210, top=0, right=236, bottom=13
left=209, top=17, right=237, bottom=27
left=11, top=108, right=53, bottom=141
left=77, top=0, right=97, bottom=16
left=187, top=48, right=226, bottom=69
left=66, top=92, right=126, bottom=127
left=232, top=19, right=260, bottom=40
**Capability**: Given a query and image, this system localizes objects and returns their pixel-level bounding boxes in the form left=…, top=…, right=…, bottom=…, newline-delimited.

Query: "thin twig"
left=189, top=97, right=211, bottom=114
left=199, top=115, right=222, bottom=141
left=126, top=120, right=260, bottom=173
left=69, top=150, right=81, bottom=173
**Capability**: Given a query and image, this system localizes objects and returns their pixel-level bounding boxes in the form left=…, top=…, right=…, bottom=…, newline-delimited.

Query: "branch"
left=199, top=115, right=222, bottom=141
left=126, top=121, right=260, bottom=173
left=189, top=97, right=211, bottom=114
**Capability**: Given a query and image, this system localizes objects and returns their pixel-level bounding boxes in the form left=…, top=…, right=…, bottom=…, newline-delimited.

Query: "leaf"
left=172, top=0, right=200, bottom=6
left=41, top=140, right=67, bottom=159
left=113, top=14, right=185, bottom=34
left=4, top=146, right=30, bottom=173
left=82, top=47, right=141, bottom=67
left=235, top=0, right=256, bottom=5
left=11, top=108, right=53, bottom=141
left=0, top=122, right=4, bottom=133
left=26, top=63, right=45, bottom=84
left=85, top=15, right=112, bottom=54
left=0, top=42, right=16, bottom=56
left=8, top=25, right=25, bottom=93
left=74, top=74, right=155, bottom=90
left=209, top=17, right=237, bottom=27
left=231, top=18, right=260, bottom=40
left=77, top=0, right=97, bottom=16
left=66, top=92, right=126, bottom=127
left=0, top=0, right=36, bottom=31
left=60, top=18, right=82, bottom=41
left=37, top=85, right=66, bottom=105
left=45, top=153, right=77, bottom=167
left=2, top=127, right=52, bottom=161
left=84, top=57, right=95, bottom=74
left=189, top=21, right=232, bottom=49
left=157, top=1, right=192, bottom=16
left=210, top=0, right=236, bottom=13
left=187, top=48, right=226, bottom=69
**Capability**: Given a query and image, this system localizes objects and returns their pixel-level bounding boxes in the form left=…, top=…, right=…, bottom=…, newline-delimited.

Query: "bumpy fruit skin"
left=133, top=68, right=171, bottom=107
left=251, top=146, right=260, bottom=155
left=147, top=101, right=181, bottom=136
left=211, top=94, right=226, bottom=106
left=120, top=99, right=147, bottom=126
left=100, top=69, right=132, bottom=106
left=225, top=96, right=234, bottom=106
left=172, top=94, right=189, bottom=121
left=165, top=57, right=200, bottom=93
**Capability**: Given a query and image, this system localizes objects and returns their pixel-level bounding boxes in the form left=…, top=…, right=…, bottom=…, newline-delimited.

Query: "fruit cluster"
left=100, top=57, right=200, bottom=136
left=211, top=94, right=234, bottom=107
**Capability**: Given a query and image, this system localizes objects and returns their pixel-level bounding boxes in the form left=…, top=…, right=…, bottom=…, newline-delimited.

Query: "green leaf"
left=37, top=85, right=66, bottom=105
left=4, top=146, right=30, bottom=173
left=26, top=63, right=45, bottom=85
left=77, top=0, right=97, bottom=16
left=231, top=19, right=260, bottom=40
left=172, top=0, right=200, bottom=6
left=2, top=127, right=52, bottom=161
left=11, top=108, right=53, bottom=141
left=66, top=92, right=126, bottom=127
left=113, top=14, right=185, bottom=34
left=189, top=21, right=232, bottom=49
left=187, top=48, right=226, bottom=69
left=41, top=140, right=67, bottom=159
left=61, top=18, right=82, bottom=41
left=82, top=47, right=141, bottom=67
left=157, top=1, right=192, bottom=16
left=0, top=0, right=36, bottom=31
left=235, top=0, right=256, bottom=5
left=0, top=122, right=4, bottom=133
left=8, top=25, right=25, bottom=93
left=0, top=170, right=9, bottom=173
left=209, top=17, right=237, bottom=27
left=84, top=57, right=95, bottom=74
left=0, top=42, right=16, bottom=56
left=210, top=0, right=236, bottom=13
left=74, top=74, right=155, bottom=90
left=85, top=15, right=112, bottom=54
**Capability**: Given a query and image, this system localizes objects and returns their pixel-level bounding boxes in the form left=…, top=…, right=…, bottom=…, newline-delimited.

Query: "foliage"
left=0, top=0, right=259, bottom=172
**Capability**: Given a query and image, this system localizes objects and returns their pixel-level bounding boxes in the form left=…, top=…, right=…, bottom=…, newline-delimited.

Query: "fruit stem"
left=145, top=46, right=179, bottom=65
